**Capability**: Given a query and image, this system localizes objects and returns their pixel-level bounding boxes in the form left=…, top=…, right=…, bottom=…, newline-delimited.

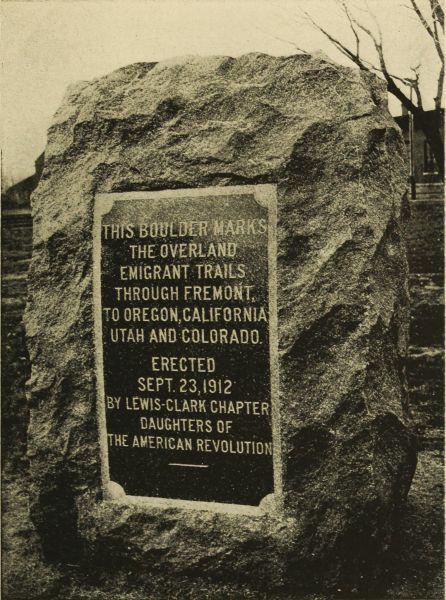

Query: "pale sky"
left=1, top=0, right=441, bottom=182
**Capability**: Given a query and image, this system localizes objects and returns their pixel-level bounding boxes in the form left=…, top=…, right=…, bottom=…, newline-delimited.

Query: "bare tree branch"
left=430, top=0, right=444, bottom=31
left=302, top=10, right=369, bottom=70
left=293, top=0, right=444, bottom=178
left=435, top=63, right=444, bottom=109
left=363, top=0, right=383, bottom=38
left=272, top=35, right=309, bottom=54
left=302, top=3, right=420, bottom=112
left=339, top=0, right=360, bottom=58
left=347, top=8, right=394, bottom=87
left=410, top=0, right=435, bottom=36
left=410, top=65, right=424, bottom=108
left=433, top=12, right=440, bottom=44
left=368, top=65, right=414, bottom=86
left=268, top=5, right=411, bottom=87
left=410, top=0, right=444, bottom=61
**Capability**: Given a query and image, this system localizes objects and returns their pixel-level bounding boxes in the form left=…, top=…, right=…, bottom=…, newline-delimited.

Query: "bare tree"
left=301, top=0, right=444, bottom=180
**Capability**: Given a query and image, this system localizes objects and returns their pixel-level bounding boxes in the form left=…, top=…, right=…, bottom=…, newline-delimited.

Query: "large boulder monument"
left=24, top=53, right=416, bottom=594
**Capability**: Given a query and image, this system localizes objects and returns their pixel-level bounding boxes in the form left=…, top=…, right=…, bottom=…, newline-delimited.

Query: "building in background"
left=395, top=108, right=444, bottom=199
left=1, top=153, right=44, bottom=210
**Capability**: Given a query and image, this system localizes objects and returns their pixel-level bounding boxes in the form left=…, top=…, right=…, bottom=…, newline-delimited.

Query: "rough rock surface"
left=25, top=53, right=416, bottom=593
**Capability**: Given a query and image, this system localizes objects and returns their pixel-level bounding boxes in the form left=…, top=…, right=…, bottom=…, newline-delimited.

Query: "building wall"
left=395, top=110, right=444, bottom=185
left=1, top=152, right=44, bottom=210
left=412, top=136, right=441, bottom=184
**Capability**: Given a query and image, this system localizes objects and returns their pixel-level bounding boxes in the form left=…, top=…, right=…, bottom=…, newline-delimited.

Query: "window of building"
left=423, top=141, right=438, bottom=174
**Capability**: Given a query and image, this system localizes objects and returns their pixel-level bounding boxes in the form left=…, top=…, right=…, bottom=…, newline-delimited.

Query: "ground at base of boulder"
left=1, top=451, right=443, bottom=600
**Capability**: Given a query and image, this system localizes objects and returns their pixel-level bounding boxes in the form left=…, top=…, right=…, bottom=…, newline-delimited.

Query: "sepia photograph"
left=1, top=1, right=444, bottom=599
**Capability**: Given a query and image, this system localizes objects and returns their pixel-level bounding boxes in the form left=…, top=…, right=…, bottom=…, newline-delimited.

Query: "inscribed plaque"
left=93, top=185, right=278, bottom=505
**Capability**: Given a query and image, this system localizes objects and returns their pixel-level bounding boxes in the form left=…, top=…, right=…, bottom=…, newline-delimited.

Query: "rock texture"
left=25, top=53, right=416, bottom=593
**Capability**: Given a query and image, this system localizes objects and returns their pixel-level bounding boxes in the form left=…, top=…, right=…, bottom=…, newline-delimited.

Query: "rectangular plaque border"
left=93, top=184, right=282, bottom=514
